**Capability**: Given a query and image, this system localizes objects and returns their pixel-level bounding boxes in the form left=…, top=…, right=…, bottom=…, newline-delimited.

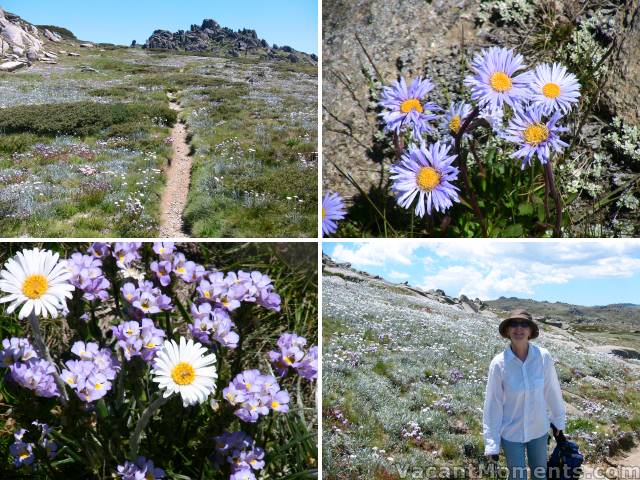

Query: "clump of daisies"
left=9, top=422, right=57, bottom=469
left=223, top=369, right=290, bottom=422
left=0, top=337, right=59, bottom=398
left=0, top=244, right=315, bottom=478
left=372, top=46, right=581, bottom=236
left=61, top=340, right=121, bottom=403
left=268, top=332, right=318, bottom=380
left=116, top=456, right=165, bottom=479
left=212, top=431, right=265, bottom=480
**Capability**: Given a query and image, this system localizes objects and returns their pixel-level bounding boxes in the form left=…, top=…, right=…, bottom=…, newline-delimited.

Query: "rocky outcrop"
left=603, top=2, right=640, bottom=124
left=144, top=18, right=314, bottom=63
left=0, top=8, right=61, bottom=69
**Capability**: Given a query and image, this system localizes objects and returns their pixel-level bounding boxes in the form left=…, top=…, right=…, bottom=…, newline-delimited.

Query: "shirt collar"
left=505, top=343, right=537, bottom=364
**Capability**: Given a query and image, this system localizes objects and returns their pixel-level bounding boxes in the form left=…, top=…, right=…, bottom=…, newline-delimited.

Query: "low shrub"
left=0, top=102, right=177, bottom=137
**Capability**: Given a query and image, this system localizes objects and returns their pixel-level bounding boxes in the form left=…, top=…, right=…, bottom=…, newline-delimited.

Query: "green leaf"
left=501, top=224, right=523, bottom=237
left=518, top=203, right=534, bottom=216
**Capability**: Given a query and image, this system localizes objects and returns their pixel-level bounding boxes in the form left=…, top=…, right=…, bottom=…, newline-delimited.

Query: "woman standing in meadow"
left=483, top=309, right=566, bottom=480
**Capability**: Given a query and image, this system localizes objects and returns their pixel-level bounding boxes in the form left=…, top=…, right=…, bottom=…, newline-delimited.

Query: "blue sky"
left=3, top=0, right=318, bottom=53
left=323, top=240, right=640, bottom=306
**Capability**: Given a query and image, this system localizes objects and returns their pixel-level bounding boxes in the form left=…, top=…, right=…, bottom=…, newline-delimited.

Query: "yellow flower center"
left=271, top=400, right=280, bottom=409
left=284, top=355, right=295, bottom=365
left=146, top=342, right=156, bottom=349
left=19, top=452, right=30, bottom=461
left=22, top=274, right=48, bottom=299
left=244, top=383, right=252, bottom=391
left=146, top=474, right=154, bottom=480
left=322, top=207, right=326, bottom=219
left=489, top=71, right=512, bottom=92
left=542, top=82, right=560, bottom=99
left=400, top=98, right=423, bottom=114
left=204, top=291, right=211, bottom=299
left=171, top=362, right=196, bottom=385
left=523, top=123, right=550, bottom=146
left=176, top=267, right=186, bottom=274
left=449, top=115, right=461, bottom=134
left=416, top=167, right=441, bottom=192
left=94, top=382, right=103, bottom=390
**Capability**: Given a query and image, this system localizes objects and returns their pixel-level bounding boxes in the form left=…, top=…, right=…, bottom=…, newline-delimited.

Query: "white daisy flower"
left=529, top=62, right=581, bottom=115
left=152, top=337, right=217, bottom=407
left=0, top=248, right=75, bottom=319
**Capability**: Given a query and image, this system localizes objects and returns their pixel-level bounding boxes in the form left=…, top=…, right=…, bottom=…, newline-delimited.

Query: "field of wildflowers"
left=0, top=242, right=318, bottom=479
left=322, top=269, right=640, bottom=479
left=179, top=59, right=317, bottom=237
left=322, top=0, right=639, bottom=237
left=0, top=44, right=317, bottom=237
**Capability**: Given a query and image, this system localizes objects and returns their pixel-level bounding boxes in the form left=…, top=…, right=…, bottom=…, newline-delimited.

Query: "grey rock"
left=67, top=52, right=80, bottom=57
left=44, top=28, right=62, bottom=42
left=26, top=47, right=39, bottom=60
left=143, top=18, right=309, bottom=63
left=603, top=3, right=640, bottom=124
left=0, top=60, right=26, bottom=72
left=79, top=43, right=94, bottom=48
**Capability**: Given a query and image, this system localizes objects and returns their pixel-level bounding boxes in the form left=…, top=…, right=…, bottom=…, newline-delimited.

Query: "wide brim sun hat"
left=498, top=308, right=539, bottom=339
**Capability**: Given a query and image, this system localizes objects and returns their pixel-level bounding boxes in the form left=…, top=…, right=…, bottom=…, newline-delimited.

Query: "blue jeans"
left=501, top=433, right=548, bottom=480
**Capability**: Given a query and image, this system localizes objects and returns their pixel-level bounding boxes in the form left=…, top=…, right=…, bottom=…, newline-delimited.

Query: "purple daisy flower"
left=379, top=76, right=441, bottom=139
left=440, top=101, right=473, bottom=139
left=390, top=141, right=460, bottom=217
left=116, top=456, right=165, bottom=479
left=529, top=62, right=581, bottom=115
left=501, top=106, right=569, bottom=168
left=464, top=47, right=533, bottom=110
left=322, top=191, right=346, bottom=237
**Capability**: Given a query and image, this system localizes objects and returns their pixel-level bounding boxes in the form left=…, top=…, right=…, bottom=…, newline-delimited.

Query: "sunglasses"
left=508, top=320, right=531, bottom=328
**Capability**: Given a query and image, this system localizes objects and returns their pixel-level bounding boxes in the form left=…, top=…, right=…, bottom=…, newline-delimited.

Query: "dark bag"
left=547, top=435, right=583, bottom=480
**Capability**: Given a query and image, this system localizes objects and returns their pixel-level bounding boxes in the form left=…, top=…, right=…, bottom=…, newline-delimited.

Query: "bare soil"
left=159, top=92, right=192, bottom=237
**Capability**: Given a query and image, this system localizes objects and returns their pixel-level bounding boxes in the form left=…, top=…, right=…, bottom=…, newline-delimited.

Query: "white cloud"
left=387, top=270, right=410, bottom=280
left=330, top=241, right=423, bottom=267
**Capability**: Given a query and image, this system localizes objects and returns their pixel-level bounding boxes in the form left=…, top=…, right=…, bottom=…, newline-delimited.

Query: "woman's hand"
left=551, top=424, right=567, bottom=442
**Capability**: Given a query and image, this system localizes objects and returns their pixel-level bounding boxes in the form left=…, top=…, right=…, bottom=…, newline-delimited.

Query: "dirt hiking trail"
left=159, top=92, right=192, bottom=237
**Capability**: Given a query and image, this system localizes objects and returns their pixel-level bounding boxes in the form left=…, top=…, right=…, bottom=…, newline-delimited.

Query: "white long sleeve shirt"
left=483, top=343, right=566, bottom=455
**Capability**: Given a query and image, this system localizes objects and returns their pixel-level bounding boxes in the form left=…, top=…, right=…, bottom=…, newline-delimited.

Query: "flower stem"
left=129, top=394, right=170, bottom=459
left=393, top=132, right=404, bottom=162
left=453, top=106, right=487, bottom=236
left=543, top=162, right=563, bottom=237
left=28, top=312, right=68, bottom=405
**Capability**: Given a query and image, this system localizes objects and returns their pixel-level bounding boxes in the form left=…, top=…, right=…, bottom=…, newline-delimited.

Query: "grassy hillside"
left=0, top=39, right=316, bottom=236
left=323, top=270, right=640, bottom=479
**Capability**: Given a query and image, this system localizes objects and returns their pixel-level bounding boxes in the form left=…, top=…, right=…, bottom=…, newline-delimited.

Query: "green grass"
left=182, top=74, right=317, bottom=237
left=0, top=43, right=317, bottom=237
